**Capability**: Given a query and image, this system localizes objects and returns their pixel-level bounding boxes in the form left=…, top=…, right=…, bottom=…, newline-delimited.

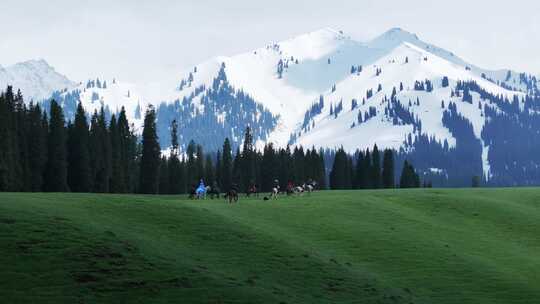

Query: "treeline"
left=156, top=123, right=327, bottom=194
left=0, top=87, right=140, bottom=193
left=0, top=86, right=420, bottom=194
left=0, top=86, right=325, bottom=194
left=329, top=146, right=421, bottom=190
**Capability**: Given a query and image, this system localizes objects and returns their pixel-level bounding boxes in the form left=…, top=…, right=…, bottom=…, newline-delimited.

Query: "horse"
left=293, top=186, right=304, bottom=195
left=246, top=185, right=258, bottom=197
left=224, top=189, right=238, bottom=204
left=196, top=185, right=207, bottom=200
left=286, top=186, right=295, bottom=196
left=303, top=183, right=314, bottom=194
left=188, top=186, right=197, bottom=200
left=208, top=185, right=221, bottom=199
left=270, top=187, right=279, bottom=199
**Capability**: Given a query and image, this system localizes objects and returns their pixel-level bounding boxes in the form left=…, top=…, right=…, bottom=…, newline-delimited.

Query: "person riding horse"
left=286, top=180, right=295, bottom=196
left=246, top=182, right=258, bottom=197
left=196, top=179, right=206, bottom=199
left=271, top=179, right=280, bottom=199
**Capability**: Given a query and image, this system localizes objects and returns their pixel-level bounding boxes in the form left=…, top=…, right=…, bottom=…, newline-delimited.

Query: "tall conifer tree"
left=371, top=145, right=382, bottom=189
left=382, top=149, right=395, bottom=188
left=67, top=103, right=91, bottom=192
left=44, top=100, right=69, bottom=192
left=168, top=119, right=183, bottom=194
left=27, top=103, right=48, bottom=191
left=139, top=106, right=161, bottom=194
left=241, top=127, right=256, bottom=189
left=221, top=138, right=233, bottom=190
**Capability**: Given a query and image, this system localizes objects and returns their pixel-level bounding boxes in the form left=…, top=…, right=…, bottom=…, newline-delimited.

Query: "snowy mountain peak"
left=272, top=28, right=353, bottom=61
left=0, top=59, right=75, bottom=102
left=16, top=58, right=51, bottom=68
left=299, top=27, right=347, bottom=40
left=369, top=27, right=420, bottom=50
left=382, top=27, right=419, bottom=40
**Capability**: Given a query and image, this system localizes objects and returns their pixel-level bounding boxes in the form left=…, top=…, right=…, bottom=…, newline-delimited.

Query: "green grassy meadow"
left=1, top=189, right=539, bottom=303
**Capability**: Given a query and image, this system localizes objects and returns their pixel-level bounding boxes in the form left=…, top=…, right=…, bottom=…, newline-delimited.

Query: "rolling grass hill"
left=1, top=189, right=539, bottom=303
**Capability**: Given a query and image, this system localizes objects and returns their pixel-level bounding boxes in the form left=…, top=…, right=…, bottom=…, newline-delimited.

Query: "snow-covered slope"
left=293, top=41, right=524, bottom=177
left=167, top=27, right=535, bottom=180
left=32, top=27, right=540, bottom=182
left=168, top=28, right=527, bottom=152
left=0, top=59, right=75, bottom=102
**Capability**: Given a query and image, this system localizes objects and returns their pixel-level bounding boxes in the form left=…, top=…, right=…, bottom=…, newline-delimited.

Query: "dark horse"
left=224, top=189, right=238, bottom=204
left=188, top=185, right=197, bottom=200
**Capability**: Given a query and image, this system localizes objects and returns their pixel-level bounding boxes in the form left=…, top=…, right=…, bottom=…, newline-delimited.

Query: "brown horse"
left=225, top=189, right=238, bottom=204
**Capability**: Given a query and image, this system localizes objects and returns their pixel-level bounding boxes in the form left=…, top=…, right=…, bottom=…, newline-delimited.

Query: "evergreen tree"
left=109, top=114, right=122, bottom=193
left=0, top=87, right=22, bottom=191
left=139, top=106, right=161, bottom=194
left=371, top=145, right=382, bottom=188
left=232, top=147, right=242, bottom=185
left=67, top=103, right=91, bottom=192
left=330, top=148, right=352, bottom=189
left=168, top=119, right=183, bottom=194
left=261, top=143, right=278, bottom=191
left=0, top=89, right=13, bottom=190
left=44, top=100, right=69, bottom=192
left=117, top=107, right=137, bottom=193
left=354, top=152, right=366, bottom=189
left=14, top=91, right=29, bottom=191
left=315, top=148, right=326, bottom=189
left=186, top=140, right=197, bottom=187
left=399, top=160, right=420, bottom=188
left=382, top=149, right=395, bottom=188
left=363, top=150, right=373, bottom=189
left=204, top=155, right=215, bottom=184
left=221, top=138, right=233, bottom=190
left=215, top=151, right=222, bottom=187
left=178, top=157, right=187, bottom=194
left=158, top=156, right=169, bottom=194
left=196, top=144, right=204, bottom=181
left=293, top=146, right=306, bottom=184
left=442, top=76, right=449, bottom=88
left=89, top=108, right=112, bottom=193
left=27, top=103, right=48, bottom=191
left=241, top=127, right=256, bottom=189
left=278, top=146, right=293, bottom=189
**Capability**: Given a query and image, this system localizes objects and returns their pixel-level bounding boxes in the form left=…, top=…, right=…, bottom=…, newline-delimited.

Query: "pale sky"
left=1, top=0, right=538, bottom=84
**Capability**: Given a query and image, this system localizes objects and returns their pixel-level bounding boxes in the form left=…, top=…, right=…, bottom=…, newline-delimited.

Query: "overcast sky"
left=1, top=0, right=538, bottom=83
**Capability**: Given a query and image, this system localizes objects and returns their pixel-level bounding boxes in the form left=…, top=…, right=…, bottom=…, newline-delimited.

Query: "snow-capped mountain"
left=0, top=59, right=75, bottom=102
left=31, top=27, right=540, bottom=185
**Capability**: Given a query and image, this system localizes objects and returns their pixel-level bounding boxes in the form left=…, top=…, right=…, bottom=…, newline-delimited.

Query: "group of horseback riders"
left=273, top=178, right=317, bottom=198
left=189, top=178, right=318, bottom=203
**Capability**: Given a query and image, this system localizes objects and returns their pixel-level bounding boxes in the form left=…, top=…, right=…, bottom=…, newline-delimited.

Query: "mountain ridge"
left=3, top=27, right=540, bottom=185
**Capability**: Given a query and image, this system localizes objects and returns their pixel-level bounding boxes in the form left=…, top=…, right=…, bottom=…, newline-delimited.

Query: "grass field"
left=1, top=189, right=539, bottom=303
